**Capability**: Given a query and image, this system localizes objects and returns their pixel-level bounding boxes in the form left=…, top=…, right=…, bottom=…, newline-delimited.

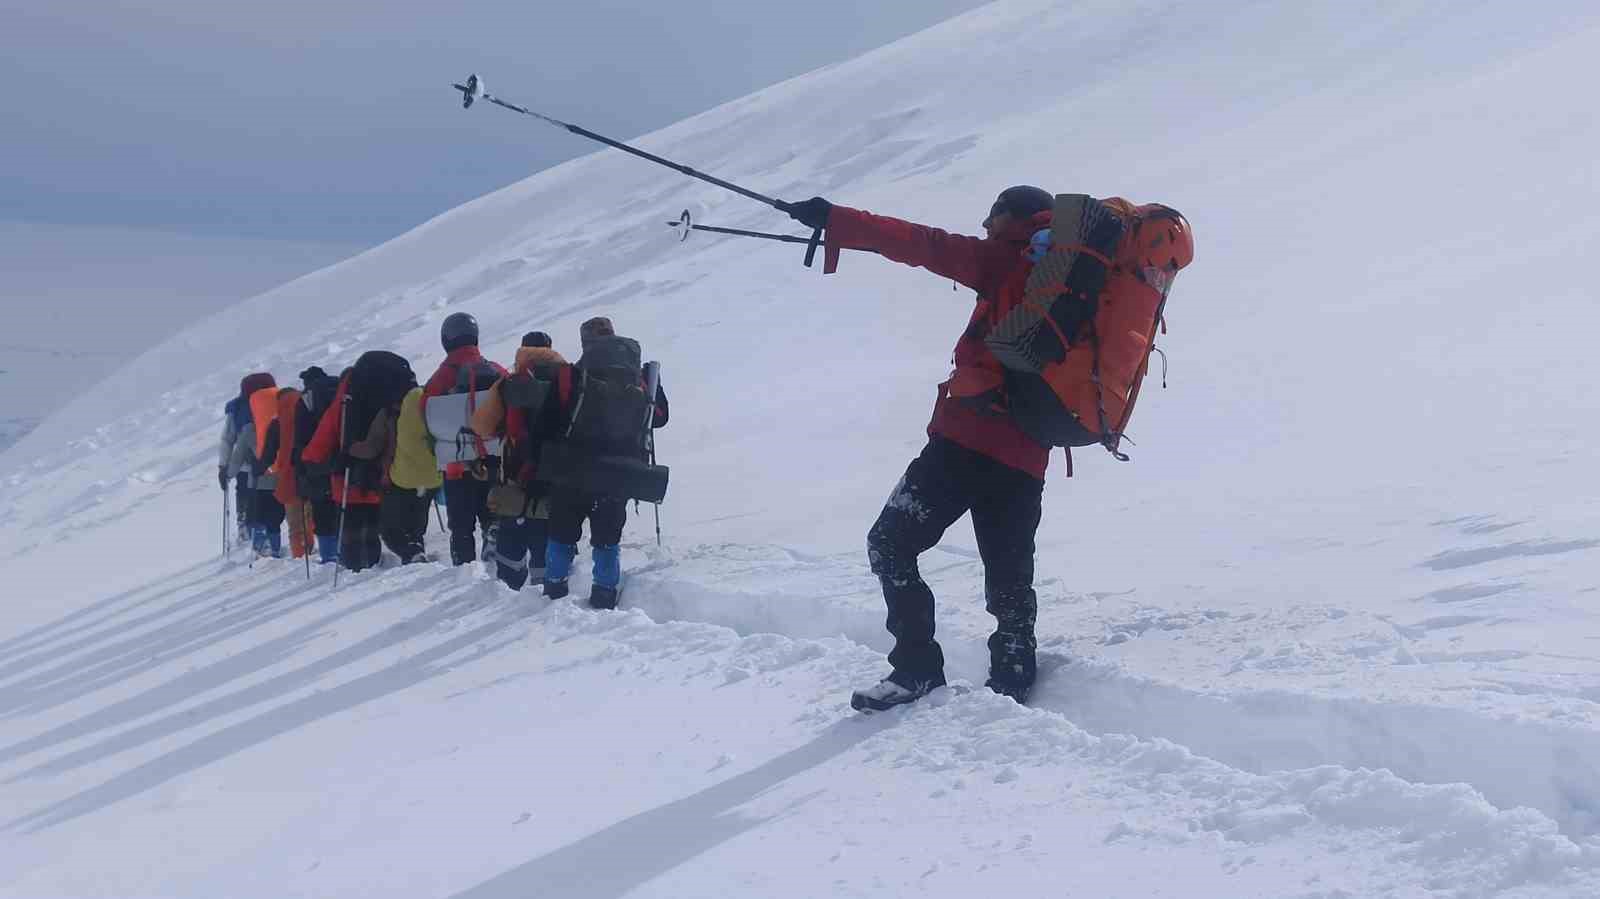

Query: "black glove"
left=218, top=466, right=229, bottom=491
left=783, top=197, right=833, bottom=231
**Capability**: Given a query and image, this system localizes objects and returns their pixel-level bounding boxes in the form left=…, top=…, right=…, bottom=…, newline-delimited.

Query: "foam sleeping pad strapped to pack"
left=538, top=442, right=669, bottom=504
left=424, top=390, right=504, bottom=469
left=424, top=357, right=504, bottom=468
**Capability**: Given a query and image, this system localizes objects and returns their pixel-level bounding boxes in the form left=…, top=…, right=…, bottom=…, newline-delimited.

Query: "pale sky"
left=1, top=0, right=986, bottom=244
left=0, top=0, right=985, bottom=428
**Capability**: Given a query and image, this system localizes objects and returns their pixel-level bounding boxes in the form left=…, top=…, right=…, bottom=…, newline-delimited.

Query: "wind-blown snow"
left=3, top=1, right=1600, bottom=895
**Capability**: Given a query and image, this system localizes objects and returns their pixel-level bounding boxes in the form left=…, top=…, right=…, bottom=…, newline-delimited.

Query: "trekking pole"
left=247, top=485, right=259, bottom=570
left=641, top=362, right=664, bottom=548
left=303, top=505, right=314, bottom=581
left=333, top=472, right=351, bottom=588
left=452, top=74, right=825, bottom=267
left=649, top=433, right=662, bottom=548
left=333, top=395, right=352, bottom=590
left=223, top=490, right=231, bottom=559
left=666, top=209, right=877, bottom=250
left=670, top=218, right=812, bottom=244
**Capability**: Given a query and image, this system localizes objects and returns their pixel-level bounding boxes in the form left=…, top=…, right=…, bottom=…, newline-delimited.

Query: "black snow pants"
left=310, top=497, right=341, bottom=538
left=249, top=489, right=285, bottom=531
left=340, top=504, right=382, bottom=573
left=493, top=512, right=549, bottom=591
left=443, top=458, right=499, bottom=565
left=547, top=487, right=627, bottom=548
left=380, top=485, right=436, bottom=563
left=866, top=436, right=1043, bottom=690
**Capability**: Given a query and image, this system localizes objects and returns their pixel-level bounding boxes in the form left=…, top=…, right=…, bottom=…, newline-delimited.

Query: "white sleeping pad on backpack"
left=424, top=389, right=503, bottom=468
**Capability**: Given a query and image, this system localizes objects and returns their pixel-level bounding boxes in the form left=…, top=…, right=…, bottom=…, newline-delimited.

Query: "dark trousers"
left=381, top=485, right=437, bottom=563
left=493, top=513, right=549, bottom=591
left=234, top=474, right=250, bottom=527
left=310, top=497, right=341, bottom=536
left=340, top=503, right=382, bottom=572
left=248, top=489, right=285, bottom=530
left=548, top=487, right=627, bottom=547
left=867, top=437, right=1043, bottom=688
left=443, top=459, right=500, bottom=565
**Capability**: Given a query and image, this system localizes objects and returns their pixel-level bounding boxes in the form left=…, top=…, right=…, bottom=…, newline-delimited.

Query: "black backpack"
left=293, top=370, right=344, bottom=500
left=348, top=351, right=417, bottom=424
left=344, top=351, right=416, bottom=487
left=566, top=336, right=649, bottom=455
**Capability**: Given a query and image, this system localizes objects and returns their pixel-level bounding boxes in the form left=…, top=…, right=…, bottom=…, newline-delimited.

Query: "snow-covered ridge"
left=3, top=0, right=1600, bottom=894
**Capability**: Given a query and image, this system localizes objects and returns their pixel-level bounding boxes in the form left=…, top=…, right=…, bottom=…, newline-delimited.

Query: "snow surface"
left=4, top=0, right=1600, bottom=895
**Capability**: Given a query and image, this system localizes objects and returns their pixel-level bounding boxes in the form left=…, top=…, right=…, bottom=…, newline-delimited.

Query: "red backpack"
left=986, top=194, right=1194, bottom=458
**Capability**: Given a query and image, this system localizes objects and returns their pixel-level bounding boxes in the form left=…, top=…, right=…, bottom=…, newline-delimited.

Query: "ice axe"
left=451, top=74, right=825, bottom=267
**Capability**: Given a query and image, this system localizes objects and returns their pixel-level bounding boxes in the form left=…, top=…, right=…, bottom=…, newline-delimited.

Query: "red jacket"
left=824, top=205, right=1052, bottom=479
left=422, top=345, right=507, bottom=480
left=301, top=377, right=383, bottom=506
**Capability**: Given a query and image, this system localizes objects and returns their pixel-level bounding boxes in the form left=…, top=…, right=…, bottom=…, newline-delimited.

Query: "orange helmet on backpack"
left=1131, top=205, right=1193, bottom=271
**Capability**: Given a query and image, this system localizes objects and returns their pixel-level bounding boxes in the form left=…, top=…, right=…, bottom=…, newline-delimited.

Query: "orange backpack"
left=248, top=386, right=281, bottom=467
left=987, top=194, right=1194, bottom=458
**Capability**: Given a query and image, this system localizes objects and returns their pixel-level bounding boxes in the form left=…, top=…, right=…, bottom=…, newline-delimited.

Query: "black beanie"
left=521, top=331, right=552, bottom=348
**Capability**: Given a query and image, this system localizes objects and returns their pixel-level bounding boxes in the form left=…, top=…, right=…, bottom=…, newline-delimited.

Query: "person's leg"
left=313, top=498, right=341, bottom=563
left=408, top=488, right=437, bottom=561
left=543, top=487, right=587, bottom=598
left=361, top=504, right=382, bottom=570
left=475, top=459, right=502, bottom=561
left=969, top=458, right=1045, bottom=701
left=235, top=473, right=250, bottom=542
left=341, top=503, right=376, bottom=571
left=492, top=516, right=531, bottom=590
left=257, top=490, right=286, bottom=557
left=443, top=476, right=478, bottom=565
left=864, top=438, right=973, bottom=687
left=587, top=496, right=627, bottom=608
left=286, top=501, right=309, bottom=558
left=528, top=489, right=550, bottom=577
left=379, top=486, right=427, bottom=562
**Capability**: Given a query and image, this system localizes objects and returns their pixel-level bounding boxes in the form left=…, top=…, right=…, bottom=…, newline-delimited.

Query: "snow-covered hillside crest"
left=4, top=0, right=1600, bottom=895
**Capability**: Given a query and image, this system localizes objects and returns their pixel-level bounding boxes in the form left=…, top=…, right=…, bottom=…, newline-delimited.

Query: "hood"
left=240, top=372, right=276, bottom=396
left=515, top=346, right=568, bottom=373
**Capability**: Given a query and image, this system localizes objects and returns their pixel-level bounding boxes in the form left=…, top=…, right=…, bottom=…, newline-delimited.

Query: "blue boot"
left=317, top=535, right=340, bottom=564
left=268, top=530, right=284, bottom=559
left=543, top=540, right=577, bottom=598
left=251, top=526, right=269, bottom=556
left=589, top=544, right=621, bottom=609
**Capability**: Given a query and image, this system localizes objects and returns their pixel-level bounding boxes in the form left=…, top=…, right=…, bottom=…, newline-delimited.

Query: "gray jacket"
left=226, top=420, right=277, bottom=491
left=219, top=413, right=243, bottom=470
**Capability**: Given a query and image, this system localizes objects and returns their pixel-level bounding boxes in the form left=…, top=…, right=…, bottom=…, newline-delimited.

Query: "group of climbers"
left=216, top=313, right=668, bottom=610
left=215, top=181, right=1192, bottom=712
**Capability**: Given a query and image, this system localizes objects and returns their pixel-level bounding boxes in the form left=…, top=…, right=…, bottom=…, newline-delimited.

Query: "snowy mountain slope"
left=4, top=0, right=1600, bottom=895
